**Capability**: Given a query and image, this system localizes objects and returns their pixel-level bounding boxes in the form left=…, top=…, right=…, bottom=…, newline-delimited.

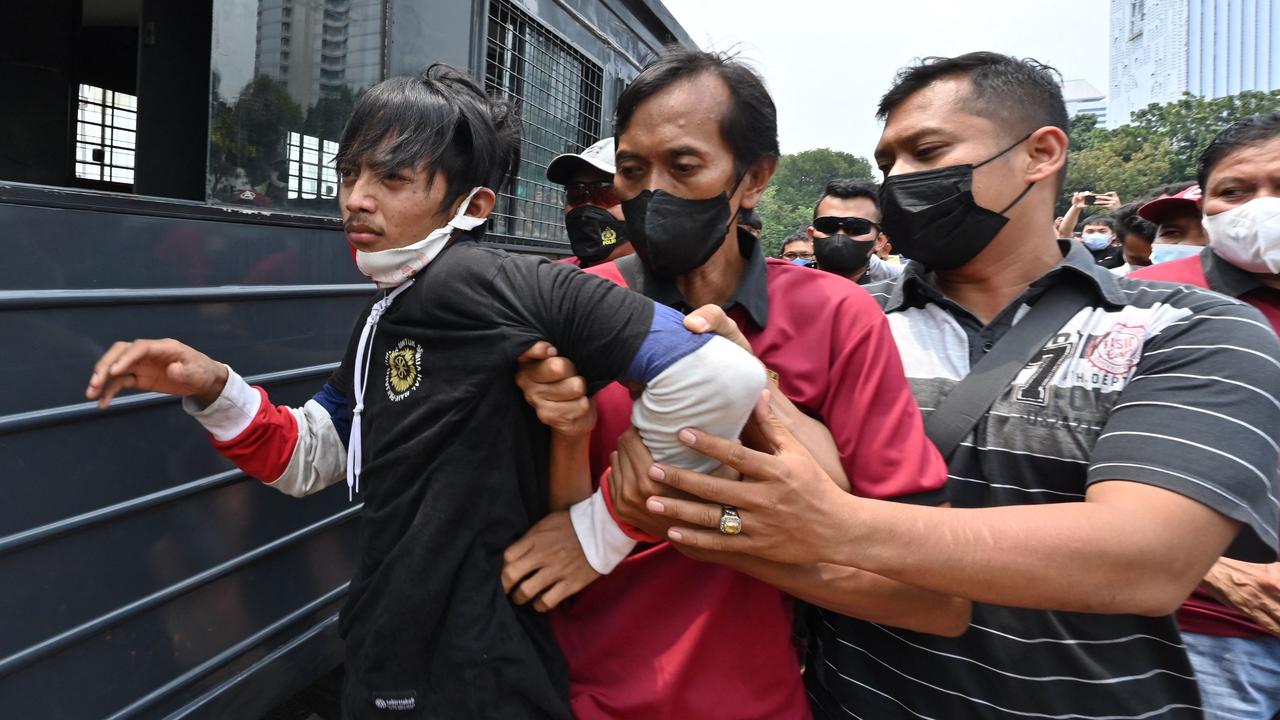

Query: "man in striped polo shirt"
left=644, top=52, right=1280, bottom=718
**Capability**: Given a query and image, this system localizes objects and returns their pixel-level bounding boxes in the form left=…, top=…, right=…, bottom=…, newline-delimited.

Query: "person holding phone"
left=1058, top=189, right=1120, bottom=238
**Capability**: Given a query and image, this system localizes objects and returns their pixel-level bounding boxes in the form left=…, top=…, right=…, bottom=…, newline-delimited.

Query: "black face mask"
left=814, top=234, right=877, bottom=275
left=565, top=205, right=627, bottom=267
left=621, top=184, right=738, bottom=279
left=878, top=133, right=1035, bottom=270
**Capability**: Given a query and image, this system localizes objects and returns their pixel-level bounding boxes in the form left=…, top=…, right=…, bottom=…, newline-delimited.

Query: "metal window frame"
left=286, top=131, right=340, bottom=201
left=482, top=0, right=605, bottom=250
left=73, top=83, right=138, bottom=188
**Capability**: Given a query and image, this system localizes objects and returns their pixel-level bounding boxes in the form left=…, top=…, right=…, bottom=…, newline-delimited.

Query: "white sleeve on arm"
left=571, top=335, right=767, bottom=574
left=272, top=401, right=348, bottom=497
left=632, top=334, right=766, bottom=473
left=183, top=365, right=261, bottom=441
left=183, top=366, right=348, bottom=498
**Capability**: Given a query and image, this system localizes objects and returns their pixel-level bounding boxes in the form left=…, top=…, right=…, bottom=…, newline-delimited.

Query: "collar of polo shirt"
left=632, top=226, right=771, bottom=329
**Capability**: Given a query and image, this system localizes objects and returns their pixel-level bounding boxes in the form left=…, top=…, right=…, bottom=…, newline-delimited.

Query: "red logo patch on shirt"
left=1085, top=324, right=1146, bottom=376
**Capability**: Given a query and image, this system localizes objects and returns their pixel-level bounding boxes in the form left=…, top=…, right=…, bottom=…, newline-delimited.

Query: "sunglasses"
left=564, top=181, right=620, bottom=208
left=812, top=216, right=880, bottom=237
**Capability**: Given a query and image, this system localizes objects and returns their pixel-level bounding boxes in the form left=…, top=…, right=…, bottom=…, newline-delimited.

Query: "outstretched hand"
left=643, top=391, right=851, bottom=566
left=86, top=339, right=228, bottom=409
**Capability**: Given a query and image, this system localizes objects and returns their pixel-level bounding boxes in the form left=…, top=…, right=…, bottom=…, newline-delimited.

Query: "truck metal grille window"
left=485, top=0, right=603, bottom=249
left=75, top=84, right=137, bottom=186
left=287, top=131, right=340, bottom=200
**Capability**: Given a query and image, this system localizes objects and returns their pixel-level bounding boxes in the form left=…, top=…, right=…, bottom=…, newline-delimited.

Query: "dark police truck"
left=0, top=1, right=690, bottom=716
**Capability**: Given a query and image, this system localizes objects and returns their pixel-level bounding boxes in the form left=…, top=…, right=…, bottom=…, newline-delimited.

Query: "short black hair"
left=781, top=229, right=810, bottom=249
left=1197, top=109, right=1280, bottom=189
left=738, top=207, right=762, bottom=230
left=334, top=64, right=521, bottom=218
left=814, top=178, right=879, bottom=218
left=1080, top=215, right=1116, bottom=233
left=616, top=46, right=779, bottom=177
left=1113, top=202, right=1156, bottom=242
left=878, top=52, right=1068, bottom=187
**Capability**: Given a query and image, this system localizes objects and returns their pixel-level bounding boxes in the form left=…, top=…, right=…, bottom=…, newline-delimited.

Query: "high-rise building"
left=254, top=0, right=383, bottom=110
left=1063, top=79, right=1109, bottom=125
left=1110, top=0, right=1280, bottom=127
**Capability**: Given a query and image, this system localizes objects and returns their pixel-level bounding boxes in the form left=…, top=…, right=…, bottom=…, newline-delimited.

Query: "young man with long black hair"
left=86, top=64, right=766, bottom=719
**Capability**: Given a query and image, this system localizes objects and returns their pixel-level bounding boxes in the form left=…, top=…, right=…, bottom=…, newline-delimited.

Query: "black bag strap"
left=924, top=279, right=1095, bottom=462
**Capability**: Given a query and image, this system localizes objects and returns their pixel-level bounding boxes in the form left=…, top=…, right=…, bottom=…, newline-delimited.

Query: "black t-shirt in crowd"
left=1090, top=242, right=1124, bottom=268
left=328, top=237, right=654, bottom=719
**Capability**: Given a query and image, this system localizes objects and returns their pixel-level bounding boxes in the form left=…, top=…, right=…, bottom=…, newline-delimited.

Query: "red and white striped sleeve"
left=183, top=366, right=350, bottom=497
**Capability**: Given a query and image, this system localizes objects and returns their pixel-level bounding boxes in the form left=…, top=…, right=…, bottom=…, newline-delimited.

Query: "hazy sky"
left=661, top=0, right=1111, bottom=167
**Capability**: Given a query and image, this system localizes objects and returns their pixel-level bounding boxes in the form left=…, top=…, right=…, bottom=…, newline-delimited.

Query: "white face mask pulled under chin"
left=355, top=187, right=487, bottom=288
left=1204, top=196, right=1280, bottom=275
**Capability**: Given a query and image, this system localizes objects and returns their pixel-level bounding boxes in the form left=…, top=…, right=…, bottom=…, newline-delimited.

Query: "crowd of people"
left=83, top=47, right=1280, bottom=720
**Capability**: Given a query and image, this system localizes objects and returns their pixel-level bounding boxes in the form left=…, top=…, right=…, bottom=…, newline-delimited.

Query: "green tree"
left=1128, top=90, right=1280, bottom=183
left=756, top=148, right=875, bottom=255
left=305, top=85, right=358, bottom=142
left=755, top=185, right=811, bottom=257
left=211, top=75, right=304, bottom=188
left=1060, top=126, right=1174, bottom=216
left=1067, top=113, right=1105, bottom=153
left=1059, top=89, right=1280, bottom=215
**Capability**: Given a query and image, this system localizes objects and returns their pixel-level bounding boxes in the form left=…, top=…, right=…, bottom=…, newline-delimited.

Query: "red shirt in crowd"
left=1132, top=250, right=1280, bottom=638
left=550, top=236, right=949, bottom=720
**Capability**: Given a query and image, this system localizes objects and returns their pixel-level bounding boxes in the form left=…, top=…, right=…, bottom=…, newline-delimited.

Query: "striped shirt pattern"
left=807, top=241, right=1280, bottom=719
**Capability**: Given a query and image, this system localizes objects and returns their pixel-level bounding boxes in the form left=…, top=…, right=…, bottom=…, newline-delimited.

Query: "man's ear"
left=463, top=187, right=497, bottom=219
left=805, top=225, right=817, bottom=242
left=1024, top=126, right=1069, bottom=185
left=737, top=157, right=779, bottom=210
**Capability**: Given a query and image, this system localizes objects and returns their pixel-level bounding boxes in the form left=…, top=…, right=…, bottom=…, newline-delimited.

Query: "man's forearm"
left=723, top=553, right=969, bottom=637
left=1059, top=203, right=1083, bottom=237
left=827, top=484, right=1239, bottom=616
left=549, top=432, right=592, bottom=511
left=187, top=368, right=347, bottom=497
left=631, top=334, right=765, bottom=474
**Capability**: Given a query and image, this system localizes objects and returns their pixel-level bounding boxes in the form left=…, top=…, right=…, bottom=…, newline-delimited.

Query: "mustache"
left=344, top=216, right=383, bottom=234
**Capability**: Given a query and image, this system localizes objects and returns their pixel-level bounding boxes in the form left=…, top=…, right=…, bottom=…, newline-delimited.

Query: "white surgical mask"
left=355, top=187, right=487, bottom=288
left=1203, top=196, right=1280, bottom=274
left=343, top=186, right=486, bottom=498
left=1149, top=243, right=1204, bottom=265
left=1081, top=232, right=1112, bottom=251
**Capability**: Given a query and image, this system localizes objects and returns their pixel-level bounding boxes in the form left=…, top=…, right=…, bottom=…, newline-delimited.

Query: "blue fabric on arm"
left=312, top=382, right=353, bottom=449
left=623, top=303, right=713, bottom=384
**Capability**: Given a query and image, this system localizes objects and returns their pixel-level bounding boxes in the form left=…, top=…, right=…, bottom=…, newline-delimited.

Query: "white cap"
left=546, top=137, right=616, bottom=184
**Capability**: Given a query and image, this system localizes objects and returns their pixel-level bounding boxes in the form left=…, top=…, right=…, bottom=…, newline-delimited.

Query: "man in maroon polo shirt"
left=1131, top=111, right=1280, bottom=718
left=500, top=48, right=966, bottom=719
